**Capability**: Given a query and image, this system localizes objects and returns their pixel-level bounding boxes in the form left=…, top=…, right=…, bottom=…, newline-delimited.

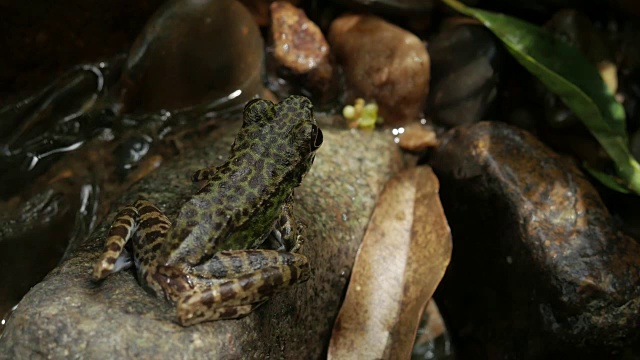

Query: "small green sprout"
left=342, top=98, right=383, bottom=130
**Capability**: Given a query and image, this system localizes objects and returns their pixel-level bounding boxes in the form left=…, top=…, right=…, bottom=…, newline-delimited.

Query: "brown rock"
left=329, top=14, right=430, bottom=125
left=427, top=23, right=502, bottom=127
left=239, top=0, right=301, bottom=26
left=430, top=122, right=640, bottom=358
left=397, top=123, right=439, bottom=151
left=269, top=1, right=336, bottom=100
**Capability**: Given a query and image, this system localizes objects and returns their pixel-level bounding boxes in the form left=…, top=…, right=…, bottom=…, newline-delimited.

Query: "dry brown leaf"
left=327, top=166, right=452, bottom=359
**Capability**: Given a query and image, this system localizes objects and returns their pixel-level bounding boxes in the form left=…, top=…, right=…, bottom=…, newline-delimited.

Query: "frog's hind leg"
left=172, top=249, right=310, bottom=325
left=92, top=204, right=139, bottom=280
left=92, top=199, right=171, bottom=282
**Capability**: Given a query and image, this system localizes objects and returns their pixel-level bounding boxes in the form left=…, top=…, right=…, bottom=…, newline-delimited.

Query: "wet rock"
left=120, top=0, right=265, bottom=114
left=0, top=189, right=72, bottom=321
left=430, top=122, right=640, bottom=358
left=332, top=0, right=434, bottom=14
left=412, top=300, right=454, bottom=359
left=329, top=14, right=430, bottom=125
left=0, top=57, right=125, bottom=199
left=0, top=0, right=164, bottom=105
left=239, top=0, right=302, bottom=26
left=268, top=1, right=337, bottom=103
left=427, top=23, right=503, bottom=127
left=0, top=125, right=403, bottom=359
left=396, top=122, right=439, bottom=152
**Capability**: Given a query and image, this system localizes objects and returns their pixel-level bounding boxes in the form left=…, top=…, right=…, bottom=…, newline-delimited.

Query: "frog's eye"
left=310, top=124, right=323, bottom=150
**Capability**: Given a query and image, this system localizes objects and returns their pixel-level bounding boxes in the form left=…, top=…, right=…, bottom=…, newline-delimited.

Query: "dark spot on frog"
left=220, top=308, right=239, bottom=319
left=121, top=208, right=137, bottom=218
left=251, top=143, right=265, bottom=154
left=186, top=220, right=198, bottom=228
left=248, top=251, right=267, bottom=270
left=145, top=230, right=164, bottom=242
left=138, top=205, right=158, bottom=216
left=219, top=283, right=238, bottom=302
left=200, top=292, right=215, bottom=308
left=149, top=242, right=163, bottom=254
left=249, top=174, right=264, bottom=189
left=229, top=255, right=244, bottom=271
left=197, top=183, right=213, bottom=195
left=109, top=225, right=129, bottom=240
left=140, top=217, right=165, bottom=229
left=108, top=242, right=122, bottom=252
left=258, top=271, right=284, bottom=296
left=183, top=207, right=197, bottom=219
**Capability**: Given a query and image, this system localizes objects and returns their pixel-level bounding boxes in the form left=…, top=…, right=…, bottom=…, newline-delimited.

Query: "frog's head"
left=242, top=95, right=323, bottom=185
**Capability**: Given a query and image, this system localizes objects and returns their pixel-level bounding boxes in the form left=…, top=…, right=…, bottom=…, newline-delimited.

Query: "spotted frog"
left=92, top=95, right=323, bottom=326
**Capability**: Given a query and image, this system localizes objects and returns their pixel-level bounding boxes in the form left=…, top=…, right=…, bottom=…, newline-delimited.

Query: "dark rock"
left=331, top=0, right=434, bottom=15
left=427, top=23, right=502, bottom=127
left=0, top=0, right=164, bottom=105
left=120, top=0, right=265, bottom=113
left=0, top=57, right=125, bottom=199
left=329, top=14, right=430, bottom=125
left=239, top=0, right=302, bottom=27
left=0, top=125, right=403, bottom=359
left=430, top=122, right=640, bottom=358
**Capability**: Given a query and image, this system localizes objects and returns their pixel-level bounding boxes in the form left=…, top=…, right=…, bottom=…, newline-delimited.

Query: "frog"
left=92, top=95, right=323, bottom=326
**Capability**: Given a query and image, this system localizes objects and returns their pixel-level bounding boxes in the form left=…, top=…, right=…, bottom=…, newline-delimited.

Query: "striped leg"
left=165, top=249, right=310, bottom=326
left=92, top=204, right=139, bottom=281
left=92, top=199, right=171, bottom=286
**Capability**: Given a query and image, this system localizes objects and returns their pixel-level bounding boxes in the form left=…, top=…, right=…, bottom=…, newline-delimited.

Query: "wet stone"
left=120, top=0, right=265, bottom=113
left=427, top=23, right=503, bottom=127
left=329, top=14, right=430, bottom=125
left=332, top=0, right=434, bottom=14
left=268, top=1, right=337, bottom=103
left=429, top=122, right=640, bottom=358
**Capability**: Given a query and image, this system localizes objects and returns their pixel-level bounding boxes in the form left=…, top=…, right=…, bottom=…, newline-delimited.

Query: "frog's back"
left=164, top=131, right=295, bottom=265
left=163, top=95, right=318, bottom=266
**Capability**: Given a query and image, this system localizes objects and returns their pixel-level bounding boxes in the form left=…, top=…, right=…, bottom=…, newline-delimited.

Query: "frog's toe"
left=92, top=248, right=133, bottom=281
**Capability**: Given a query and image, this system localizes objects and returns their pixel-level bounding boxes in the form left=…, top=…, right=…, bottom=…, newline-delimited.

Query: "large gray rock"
left=0, top=125, right=403, bottom=359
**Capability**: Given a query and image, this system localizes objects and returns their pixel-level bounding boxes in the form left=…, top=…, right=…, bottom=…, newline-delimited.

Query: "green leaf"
left=441, top=0, right=640, bottom=195
left=583, top=162, right=630, bottom=193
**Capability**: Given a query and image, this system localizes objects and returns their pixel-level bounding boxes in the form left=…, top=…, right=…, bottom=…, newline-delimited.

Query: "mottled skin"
left=92, top=96, right=323, bottom=326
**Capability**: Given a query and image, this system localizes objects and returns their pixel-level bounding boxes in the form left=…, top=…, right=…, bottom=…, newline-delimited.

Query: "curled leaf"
left=328, top=166, right=452, bottom=359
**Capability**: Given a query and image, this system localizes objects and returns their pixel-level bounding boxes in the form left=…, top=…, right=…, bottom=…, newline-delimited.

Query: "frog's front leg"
left=160, top=249, right=310, bottom=326
left=270, top=195, right=305, bottom=253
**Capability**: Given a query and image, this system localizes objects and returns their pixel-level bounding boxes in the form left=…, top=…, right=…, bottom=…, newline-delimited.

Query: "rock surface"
left=430, top=122, right=640, bottom=358
left=427, top=23, right=502, bottom=127
left=0, top=125, right=403, bottom=359
left=329, top=14, right=430, bottom=125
